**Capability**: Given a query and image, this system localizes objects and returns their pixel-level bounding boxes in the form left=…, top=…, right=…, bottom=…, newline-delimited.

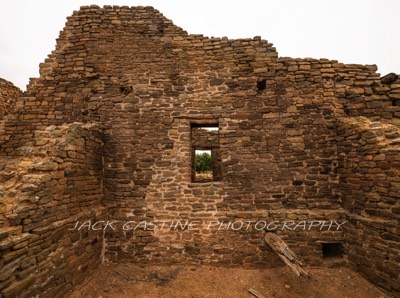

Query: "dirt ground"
left=68, top=263, right=389, bottom=298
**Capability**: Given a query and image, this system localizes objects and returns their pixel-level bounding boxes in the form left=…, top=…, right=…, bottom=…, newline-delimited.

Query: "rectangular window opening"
left=190, top=122, right=221, bottom=183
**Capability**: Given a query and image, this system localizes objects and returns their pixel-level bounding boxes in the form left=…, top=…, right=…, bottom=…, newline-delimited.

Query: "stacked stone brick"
left=0, top=79, right=22, bottom=136
left=337, top=117, right=400, bottom=294
left=0, top=123, right=104, bottom=297
left=0, top=78, right=21, bottom=120
left=0, top=5, right=399, bottom=297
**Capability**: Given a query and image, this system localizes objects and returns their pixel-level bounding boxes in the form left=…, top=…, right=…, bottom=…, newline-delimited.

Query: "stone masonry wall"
left=0, top=5, right=399, bottom=297
left=0, top=78, right=21, bottom=121
left=0, top=6, right=345, bottom=268
left=0, top=123, right=105, bottom=297
left=337, top=117, right=400, bottom=296
left=336, top=71, right=400, bottom=125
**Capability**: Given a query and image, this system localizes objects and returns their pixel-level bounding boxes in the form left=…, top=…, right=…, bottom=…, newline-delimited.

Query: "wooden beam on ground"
left=248, top=288, right=266, bottom=298
left=264, top=232, right=311, bottom=280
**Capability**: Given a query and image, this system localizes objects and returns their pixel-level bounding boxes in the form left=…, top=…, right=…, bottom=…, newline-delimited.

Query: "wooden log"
left=264, top=233, right=311, bottom=280
left=248, top=288, right=266, bottom=298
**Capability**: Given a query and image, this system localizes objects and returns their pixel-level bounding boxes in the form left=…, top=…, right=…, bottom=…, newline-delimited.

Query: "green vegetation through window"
left=194, top=150, right=213, bottom=181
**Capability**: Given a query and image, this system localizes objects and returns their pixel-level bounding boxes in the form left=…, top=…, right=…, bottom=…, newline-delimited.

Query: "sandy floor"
left=68, top=263, right=389, bottom=298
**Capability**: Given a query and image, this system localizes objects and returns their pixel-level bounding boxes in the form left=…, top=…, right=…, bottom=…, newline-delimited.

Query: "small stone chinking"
left=0, top=5, right=399, bottom=298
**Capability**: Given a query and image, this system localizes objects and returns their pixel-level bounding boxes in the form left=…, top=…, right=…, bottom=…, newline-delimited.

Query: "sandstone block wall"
left=337, top=71, right=400, bottom=124
left=0, top=123, right=105, bottom=297
left=0, top=78, right=22, bottom=136
left=337, top=117, right=400, bottom=296
left=0, top=5, right=399, bottom=297
left=0, top=78, right=21, bottom=121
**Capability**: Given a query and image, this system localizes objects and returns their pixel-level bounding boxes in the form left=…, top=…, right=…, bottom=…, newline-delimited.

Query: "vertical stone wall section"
left=337, top=117, right=400, bottom=296
left=0, top=78, right=21, bottom=120
left=0, top=123, right=105, bottom=297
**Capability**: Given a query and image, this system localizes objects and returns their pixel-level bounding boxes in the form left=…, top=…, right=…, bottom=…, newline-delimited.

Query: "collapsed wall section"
left=0, top=123, right=105, bottom=297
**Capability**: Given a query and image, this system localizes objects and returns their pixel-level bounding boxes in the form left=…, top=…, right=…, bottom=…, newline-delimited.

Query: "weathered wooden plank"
left=264, top=233, right=311, bottom=280
left=248, top=288, right=266, bottom=298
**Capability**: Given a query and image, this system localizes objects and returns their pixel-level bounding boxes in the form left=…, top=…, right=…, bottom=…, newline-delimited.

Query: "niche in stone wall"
left=321, top=242, right=343, bottom=258
left=190, top=122, right=222, bottom=183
